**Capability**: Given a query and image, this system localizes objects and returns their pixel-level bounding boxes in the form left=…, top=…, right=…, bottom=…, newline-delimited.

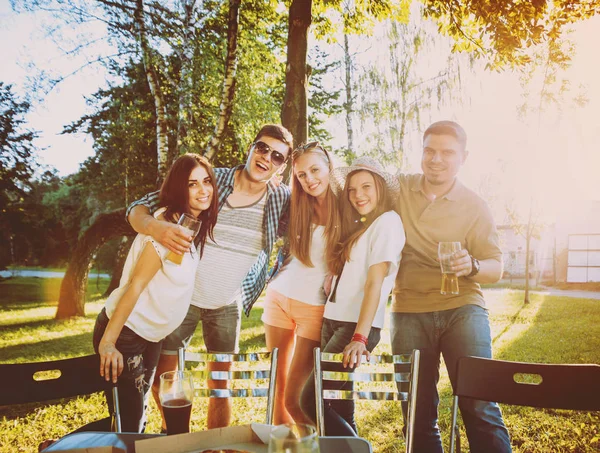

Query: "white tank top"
left=104, top=232, right=198, bottom=342
left=269, top=225, right=328, bottom=305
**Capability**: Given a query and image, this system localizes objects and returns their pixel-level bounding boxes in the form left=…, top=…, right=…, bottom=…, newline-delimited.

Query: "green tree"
left=511, top=28, right=588, bottom=303
left=0, top=83, right=37, bottom=268
left=354, top=12, right=467, bottom=166
left=421, top=0, right=600, bottom=69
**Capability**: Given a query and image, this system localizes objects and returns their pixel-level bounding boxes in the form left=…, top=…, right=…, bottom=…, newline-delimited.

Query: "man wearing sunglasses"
left=126, top=124, right=292, bottom=431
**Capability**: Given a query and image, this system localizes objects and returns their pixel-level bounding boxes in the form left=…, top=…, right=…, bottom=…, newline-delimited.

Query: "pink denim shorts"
left=261, top=288, right=325, bottom=342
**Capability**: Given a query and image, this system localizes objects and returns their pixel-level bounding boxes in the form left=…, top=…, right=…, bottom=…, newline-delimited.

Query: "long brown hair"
left=159, top=153, right=219, bottom=257
left=289, top=143, right=340, bottom=273
left=328, top=170, right=393, bottom=275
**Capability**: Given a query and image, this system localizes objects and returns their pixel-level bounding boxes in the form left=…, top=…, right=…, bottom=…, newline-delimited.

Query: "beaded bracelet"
left=351, top=333, right=368, bottom=345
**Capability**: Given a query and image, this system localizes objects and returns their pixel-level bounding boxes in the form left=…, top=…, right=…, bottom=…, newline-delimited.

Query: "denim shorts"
left=162, top=303, right=241, bottom=354
left=261, top=288, right=325, bottom=342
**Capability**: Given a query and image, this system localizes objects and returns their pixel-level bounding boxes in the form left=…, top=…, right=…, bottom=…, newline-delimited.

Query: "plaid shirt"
left=126, top=165, right=290, bottom=316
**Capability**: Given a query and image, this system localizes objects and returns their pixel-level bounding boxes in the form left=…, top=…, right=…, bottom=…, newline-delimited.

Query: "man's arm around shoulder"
left=127, top=191, right=191, bottom=254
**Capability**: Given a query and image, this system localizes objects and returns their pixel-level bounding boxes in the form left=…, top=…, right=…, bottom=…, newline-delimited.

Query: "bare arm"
left=128, top=205, right=192, bottom=254
left=99, top=242, right=162, bottom=383
left=342, top=261, right=390, bottom=368
left=450, top=249, right=503, bottom=283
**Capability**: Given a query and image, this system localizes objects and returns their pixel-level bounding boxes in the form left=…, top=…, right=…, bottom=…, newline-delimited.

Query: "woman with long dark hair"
left=92, top=153, right=218, bottom=433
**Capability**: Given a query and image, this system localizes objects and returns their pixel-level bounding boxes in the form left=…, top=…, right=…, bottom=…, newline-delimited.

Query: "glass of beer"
left=438, top=242, right=461, bottom=295
left=165, top=213, right=202, bottom=265
left=159, top=370, right=194, bottom=435
left=268, top=423, right=320, bottom=453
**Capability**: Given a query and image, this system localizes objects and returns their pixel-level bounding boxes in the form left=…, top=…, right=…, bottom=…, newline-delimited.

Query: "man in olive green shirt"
left=391, top=121, right=512, bottom=452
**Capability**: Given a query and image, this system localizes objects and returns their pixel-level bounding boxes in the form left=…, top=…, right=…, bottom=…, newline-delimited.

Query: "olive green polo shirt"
left=392, top=174, right=502, bottom=313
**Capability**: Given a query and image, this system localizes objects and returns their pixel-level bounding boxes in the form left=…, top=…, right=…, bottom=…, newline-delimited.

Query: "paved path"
left=487, top=286, right=600, bottom=300
left=0, top=270, right=110, bottom=279
left=532, top=287, right=600, bottom=300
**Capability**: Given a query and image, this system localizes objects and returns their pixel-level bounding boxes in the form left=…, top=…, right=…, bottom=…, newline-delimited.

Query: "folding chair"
left=0, top=354, right=121, bottom=432
left=449, top=356, right=600, bottom=453
left=314, top=348, right=420, bottom=453
left=178, top=348, right=278, bottom=425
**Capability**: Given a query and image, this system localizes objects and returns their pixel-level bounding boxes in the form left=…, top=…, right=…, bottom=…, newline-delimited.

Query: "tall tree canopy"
left=0, top=83, right=37, bottom=268
left=9, top=0, right=599, bottom=317
left=421, top=0, right=600, bottom=69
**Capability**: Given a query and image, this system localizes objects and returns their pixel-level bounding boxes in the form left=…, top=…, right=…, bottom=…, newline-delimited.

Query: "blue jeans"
left=300, top=318, right=381, bottom=436
left=391, top=305, right=512, bottom=453
left=93, top=308, right=162, bottom=433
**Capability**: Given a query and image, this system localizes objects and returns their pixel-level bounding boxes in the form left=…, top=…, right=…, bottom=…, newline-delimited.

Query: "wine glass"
left=268, top=423, right=320, bottom=453
left=165, top=213, right=202, bottom=265
left=159, top=370, right=194, bottom=435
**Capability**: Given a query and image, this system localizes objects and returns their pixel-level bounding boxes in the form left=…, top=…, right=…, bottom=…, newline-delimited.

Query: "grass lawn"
left=1, top=279, right=599, bottom=452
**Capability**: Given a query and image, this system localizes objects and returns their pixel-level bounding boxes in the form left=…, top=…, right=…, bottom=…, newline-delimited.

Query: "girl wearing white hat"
left=301, top=156, right=406, bottom=436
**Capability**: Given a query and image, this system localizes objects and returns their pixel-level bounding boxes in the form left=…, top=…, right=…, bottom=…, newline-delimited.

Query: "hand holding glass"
left=438, top=242, right=461, bottom=295
left=268, top=423, right=320, bottom=453
left=159, top=370, right=194, bottom=435
left=165, top=213, right=201, bottom=265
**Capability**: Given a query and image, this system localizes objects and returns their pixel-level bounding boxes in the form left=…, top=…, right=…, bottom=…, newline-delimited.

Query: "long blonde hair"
left=288, top=143, right=340, bottom=273
left=328, top=170, right=393, bottom=276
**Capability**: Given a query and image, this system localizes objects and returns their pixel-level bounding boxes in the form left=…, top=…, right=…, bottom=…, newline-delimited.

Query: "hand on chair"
left=342, top=341, right=370, bottom=368
left=99, top=340, right=123, bottom=383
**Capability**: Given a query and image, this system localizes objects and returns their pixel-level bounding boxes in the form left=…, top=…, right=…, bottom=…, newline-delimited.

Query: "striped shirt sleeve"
left=125, top=190, right=161, bottom=224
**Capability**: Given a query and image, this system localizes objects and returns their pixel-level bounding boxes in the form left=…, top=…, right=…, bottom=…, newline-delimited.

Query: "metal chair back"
left=449, top=356, right=600, bottom=452
left=314, top=348, right=420, bottom=453
left=178, top=348, right=278, bottom=425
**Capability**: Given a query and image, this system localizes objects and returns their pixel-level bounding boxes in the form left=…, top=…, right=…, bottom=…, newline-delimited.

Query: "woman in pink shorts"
left=262, top=142, right=340, bottom=424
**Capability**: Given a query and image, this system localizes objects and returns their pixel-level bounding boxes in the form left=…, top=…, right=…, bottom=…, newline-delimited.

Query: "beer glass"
left=159, top=370, right=194, bottom=435
left=438, top=242, right=461, bottom=295
left=165, top=213, right=202, bottom=265
left=268, top=423, right=320, bottom=453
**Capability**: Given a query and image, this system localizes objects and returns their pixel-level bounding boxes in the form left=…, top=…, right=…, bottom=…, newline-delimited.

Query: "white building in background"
left=555, top=200, right=600, bottom=283
left=497, top=200, right=600, bottom=283
left=497, top=225, right=554, bottom=280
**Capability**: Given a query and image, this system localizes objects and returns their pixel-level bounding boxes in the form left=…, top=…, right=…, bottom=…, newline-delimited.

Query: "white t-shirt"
left=269, top=225, right=327, bottom=305
left=105, top=221, right=199, bottom=342
left=324, top=211, right=405, bottom=329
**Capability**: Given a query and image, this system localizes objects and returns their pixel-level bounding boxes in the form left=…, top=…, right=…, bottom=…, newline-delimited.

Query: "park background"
left=1, top=0, right=600, bottom=451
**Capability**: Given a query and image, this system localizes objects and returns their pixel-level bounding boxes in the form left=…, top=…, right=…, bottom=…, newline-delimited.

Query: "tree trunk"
left=205, top=0, right=241, bottom=160
left=176, top=0, right=197, bottom=155
left=135, top=0, right=169, bottom=182
left=281, top=0, right=312, bottom=148
left=524, top=201, right=533, bottom=304
left=524, top=232, right=531, bottom=304
left=343, top=32, right=354, bottom=156
left=56, top=209, right=135, bottom=319
left=104, top=235, right=134, bottom=296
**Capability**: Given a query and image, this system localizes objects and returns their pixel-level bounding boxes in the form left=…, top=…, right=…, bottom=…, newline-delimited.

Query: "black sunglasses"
left=252, top=141, right=287, bottom=167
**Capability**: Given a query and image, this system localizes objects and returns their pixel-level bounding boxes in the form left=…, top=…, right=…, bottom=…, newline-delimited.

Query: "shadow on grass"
left=2, top=310, right=99, bottom=330
left=1, top=301, right=60, bottom=311
left=496, top=295, right=600, bottom=364
left=0, top=332, right=95, bottom=363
